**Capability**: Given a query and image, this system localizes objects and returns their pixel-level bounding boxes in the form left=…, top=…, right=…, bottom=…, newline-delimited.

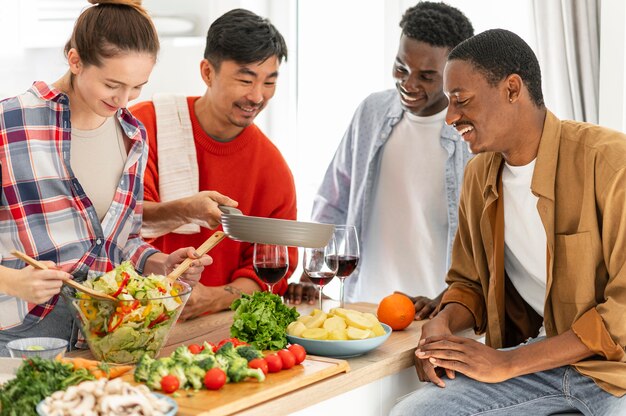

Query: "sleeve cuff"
left=130, top=243, right=159, bottom=275
left=441, top=284, right=487, bottom=334
left=571, top=308, right=625, bottom=361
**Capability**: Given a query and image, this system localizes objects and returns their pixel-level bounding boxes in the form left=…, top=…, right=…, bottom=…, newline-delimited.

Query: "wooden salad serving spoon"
left=11, top=250, right=117, bottom=302
left=166, top=231, right=226, bottom=283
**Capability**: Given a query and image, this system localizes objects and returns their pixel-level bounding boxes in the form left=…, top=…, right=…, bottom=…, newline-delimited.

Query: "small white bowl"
left=6, top=337, right=68, bottom=359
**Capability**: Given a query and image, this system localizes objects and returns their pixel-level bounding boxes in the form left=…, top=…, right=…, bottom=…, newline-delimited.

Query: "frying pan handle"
left=218, top=205, right=243, bottom=215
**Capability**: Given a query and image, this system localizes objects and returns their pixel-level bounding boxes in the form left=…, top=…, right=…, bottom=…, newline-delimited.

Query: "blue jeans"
left=390, top=365, right=624, bottom=416
left=0, top=299, right=80, bottom=356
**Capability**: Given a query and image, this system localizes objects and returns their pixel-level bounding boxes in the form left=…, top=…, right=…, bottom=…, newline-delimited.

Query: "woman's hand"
left=6, top=262, right=72, bottom=304
left=163, top=247, right=213, bottom=286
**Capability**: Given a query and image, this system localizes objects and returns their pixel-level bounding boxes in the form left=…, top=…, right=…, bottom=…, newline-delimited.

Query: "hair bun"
left=87, top=0, right=143, bottom=6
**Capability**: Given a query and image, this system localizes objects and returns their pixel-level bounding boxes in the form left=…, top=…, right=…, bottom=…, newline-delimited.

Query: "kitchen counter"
left=69, top=301, right=428, bottom=415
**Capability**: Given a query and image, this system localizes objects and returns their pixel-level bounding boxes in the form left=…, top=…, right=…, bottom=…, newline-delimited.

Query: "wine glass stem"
left=318, top=285, right=323, bottom=311
left=267, top=283, right=274, bottom=294
left=339, top=278, right=345, bottom=308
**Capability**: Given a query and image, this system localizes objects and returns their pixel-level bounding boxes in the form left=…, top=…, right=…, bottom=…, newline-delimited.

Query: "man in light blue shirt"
left=286, top=2, right=473, bottom=316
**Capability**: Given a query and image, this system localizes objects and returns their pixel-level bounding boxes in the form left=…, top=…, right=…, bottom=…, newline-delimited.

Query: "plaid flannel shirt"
left=0, top=81, right=158, bottom=330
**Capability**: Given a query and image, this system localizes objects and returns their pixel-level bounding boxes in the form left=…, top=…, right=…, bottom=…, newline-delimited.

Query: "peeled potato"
left=328, top=307, right=349, bottom=319
left=305, top=311, right=328, bottom=329
left=328, top=328, right=348, bottom=340
left=287, top=321, right=307, bottom=337
left=294, top=308, right=385, bottom=341
left=302, top=327, right=329, bottom=340
left=362, top=312, right=380, bottom=326
left=370, top=322, right=387, bottom=337
left=345, top=311, right=374, bottom=330
left=346, top=326, right=370, bottom=340
left=323, top=316, right=347, bottom=332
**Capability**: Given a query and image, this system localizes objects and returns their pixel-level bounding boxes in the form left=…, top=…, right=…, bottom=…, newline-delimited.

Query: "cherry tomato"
left=249, top=358, right=269, bottom=375
left=288, top=344, right=306, bottom=365
left=277, top=349, right=296, bottom=370
left=216, top=337, right=248, bottom=350
left=204, top=368, right=227, bottom=390
left=188, top=344, right=203, bottom=354
left=160, top=375, right=180, bottom=394
left=264, top=353, right=283, bottom=373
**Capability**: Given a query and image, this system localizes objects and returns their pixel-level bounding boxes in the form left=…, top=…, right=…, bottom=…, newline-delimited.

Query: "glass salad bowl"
left=62, top=262, right=192, bottom=364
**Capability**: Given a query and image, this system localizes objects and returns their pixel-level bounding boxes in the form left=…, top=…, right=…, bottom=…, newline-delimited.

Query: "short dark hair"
left=400, top=1, right=474, bottom=50
left=448, top=29, right=544, bottom=107
left=204, top=8, right=287, bottom=70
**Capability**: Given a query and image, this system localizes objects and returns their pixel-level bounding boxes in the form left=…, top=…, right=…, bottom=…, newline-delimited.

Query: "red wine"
left=306, top=271, right=336, bottom=287
left=254, top=264, right=288, bottom=284
left=326, top=255, right=359, bottom=277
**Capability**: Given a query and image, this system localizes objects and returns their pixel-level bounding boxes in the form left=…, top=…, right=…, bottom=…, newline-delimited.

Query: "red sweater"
left=130, top=97, right=297, bottom=294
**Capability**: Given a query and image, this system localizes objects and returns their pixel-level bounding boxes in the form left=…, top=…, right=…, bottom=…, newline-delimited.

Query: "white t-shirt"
left=502, top=160, right=547, bottom=336
left=352, top=108, right=448, bottom=303
left=71, top=117, right=127, bottom=221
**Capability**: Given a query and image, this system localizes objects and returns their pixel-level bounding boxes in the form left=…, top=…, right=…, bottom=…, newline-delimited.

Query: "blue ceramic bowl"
left=286, top=323, right=392, bottom=358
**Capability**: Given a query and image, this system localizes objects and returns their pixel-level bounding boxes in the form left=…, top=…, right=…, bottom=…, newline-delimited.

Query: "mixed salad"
left=72, top=262, right=188, bottom=364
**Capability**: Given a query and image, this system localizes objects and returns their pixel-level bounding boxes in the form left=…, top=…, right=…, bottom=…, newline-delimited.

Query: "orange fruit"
left=376, top=293, right=415, bottom=330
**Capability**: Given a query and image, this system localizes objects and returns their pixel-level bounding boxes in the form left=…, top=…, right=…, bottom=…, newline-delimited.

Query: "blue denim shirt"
left=312, top=89, right=471, bottom=295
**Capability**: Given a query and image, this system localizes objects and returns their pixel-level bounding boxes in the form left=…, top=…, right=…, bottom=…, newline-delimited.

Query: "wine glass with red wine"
left=327, top=225, right=360, bottom=308
left=303, top=237, right=338, bottom=311
left=253, top=243, right=289, bottom=295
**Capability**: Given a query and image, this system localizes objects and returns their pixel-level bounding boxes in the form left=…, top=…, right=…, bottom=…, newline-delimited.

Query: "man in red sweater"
left=130, top=9, right=297, bottom=320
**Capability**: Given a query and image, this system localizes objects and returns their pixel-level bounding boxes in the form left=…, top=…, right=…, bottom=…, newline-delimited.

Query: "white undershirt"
left=353, top=108, right=449, bottom=303
left=71, top=117, right=127, bottom=221
left=502, top=160, right=547, bottom=336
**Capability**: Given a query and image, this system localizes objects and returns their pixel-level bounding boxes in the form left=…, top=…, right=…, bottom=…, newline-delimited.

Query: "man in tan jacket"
left=392, top=29, right=626, bottom=415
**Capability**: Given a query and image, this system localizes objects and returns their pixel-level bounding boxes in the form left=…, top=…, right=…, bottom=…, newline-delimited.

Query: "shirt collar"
left=531, top=110, right=560, bottom=201
left=30, top=80, right=142, bottom=141
left=30, top=80, right=66, bottom=102
left=482, top=110, right=558, bottom=201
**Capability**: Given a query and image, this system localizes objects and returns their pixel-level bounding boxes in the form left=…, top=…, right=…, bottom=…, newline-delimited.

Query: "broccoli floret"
left=172, top=345, right=195, bottom=366
left=228, top=358, right=265, bottom=383
left=217, top=341, right=265, bottom=383
left=184, top=365, right=206, bottom=390
left=192, top=344, right=216, bottom=363
left=146, top=360, right=171, bottom=390
left=169, top=365, right=188, bottom=389
left=215, top=354, right=230, bottom=377
left=235, top=345, right=263, bottom=362
left=216, top=341, right=236, bottom=355
left=134, top=353, right=155, bottom=382
left=196, top=355, right=217, bottom=371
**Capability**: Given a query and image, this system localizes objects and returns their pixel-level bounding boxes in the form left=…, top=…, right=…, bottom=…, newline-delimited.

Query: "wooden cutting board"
left=123, top=355, right=349, bottom=416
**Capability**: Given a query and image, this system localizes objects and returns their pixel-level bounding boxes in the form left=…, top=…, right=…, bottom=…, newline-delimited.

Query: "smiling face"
left=392, top=36, right=450, bottom=117
left=201, top=57, right=279, bottom=139
left=69, top=50, right=154, bottom=123
left=444, top=59, right=516, bottom=155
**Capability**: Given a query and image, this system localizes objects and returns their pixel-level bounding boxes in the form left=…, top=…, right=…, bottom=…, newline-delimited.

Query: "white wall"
left=2, top=0, right=623, bottom=259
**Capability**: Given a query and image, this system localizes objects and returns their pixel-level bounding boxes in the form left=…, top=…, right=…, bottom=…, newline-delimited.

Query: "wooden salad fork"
left=11, top=250, right=117, bottom=302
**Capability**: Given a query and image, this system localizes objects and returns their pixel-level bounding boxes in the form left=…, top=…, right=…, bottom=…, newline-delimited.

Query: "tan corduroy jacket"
left=441, top=111, right=626, bottom=396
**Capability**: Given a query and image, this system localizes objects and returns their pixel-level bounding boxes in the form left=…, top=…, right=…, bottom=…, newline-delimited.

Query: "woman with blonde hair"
left=0, top=0, right=211, bottom=354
